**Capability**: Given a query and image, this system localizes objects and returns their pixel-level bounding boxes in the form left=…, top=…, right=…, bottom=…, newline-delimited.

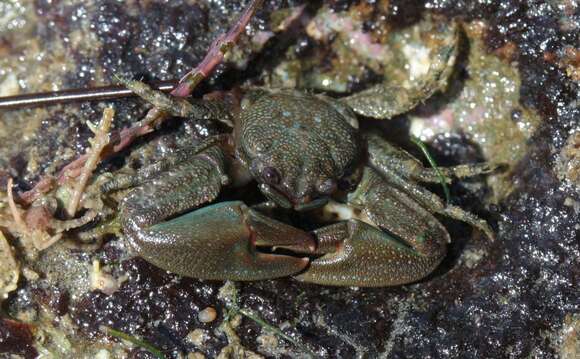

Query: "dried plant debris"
left=66, top=107, right=114, bottom=217
left=1, top=107, right=116, bottom=260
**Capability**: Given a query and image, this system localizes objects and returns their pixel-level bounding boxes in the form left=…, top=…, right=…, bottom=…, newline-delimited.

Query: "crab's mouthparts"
left=278, top=189, right=329, bottom=211
left=259, top=183, right=329, bottom=211
left=279, top=188, right=330, bottom=212
left=293, top=197, right=329, bottom=211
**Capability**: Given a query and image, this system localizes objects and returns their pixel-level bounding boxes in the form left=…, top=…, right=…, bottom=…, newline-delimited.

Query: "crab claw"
left=294, top=167, right=452, bottom=287
left=125, top=201, right=316, bottom=281
left=295, top=220, right=445, bottom=287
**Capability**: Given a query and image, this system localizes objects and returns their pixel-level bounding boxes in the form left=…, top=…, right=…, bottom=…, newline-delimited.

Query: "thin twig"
left=238, top=308, right=314, bottom=357
left=171, top=0, right=264, bottom=97
left=0, top=229, right=20, bottom=302
left=6, top=178, right=28, bottom=234
left=100, top=325, right=165, bottom=359
left=57, top=122, right=153, bottom=184
left=34, top=233, right=63, bottom=251
left=66, top=107, right=114, bottom=217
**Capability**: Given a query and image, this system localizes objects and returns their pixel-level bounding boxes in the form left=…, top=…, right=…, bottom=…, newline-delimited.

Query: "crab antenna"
left=0, top=80, right=176, bottom=110
left=0, top=0, right=263, bottom=110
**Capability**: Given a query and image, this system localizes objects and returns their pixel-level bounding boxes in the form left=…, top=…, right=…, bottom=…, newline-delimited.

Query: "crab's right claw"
left=127, top=201, right=316, bottom=281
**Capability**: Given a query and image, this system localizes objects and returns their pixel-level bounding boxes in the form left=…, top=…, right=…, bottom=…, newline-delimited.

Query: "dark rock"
left=0, top=319, right=37, bottom=359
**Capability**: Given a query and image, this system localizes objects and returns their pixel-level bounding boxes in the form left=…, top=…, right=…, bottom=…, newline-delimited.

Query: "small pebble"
left=187, top=352, right=205, bottom=359
left=198, top=307, right=217, bottom=323
left=187, top=329, right=210, bottom=348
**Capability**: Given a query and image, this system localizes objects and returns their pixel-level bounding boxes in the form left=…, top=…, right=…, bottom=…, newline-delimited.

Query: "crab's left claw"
left=295, top=219, right=446, bottom=287
left=295, top=165, right=494, bottom=287
left=126, top=201, right=316, bottom=281
left=295, top=167, right=451, bottom=287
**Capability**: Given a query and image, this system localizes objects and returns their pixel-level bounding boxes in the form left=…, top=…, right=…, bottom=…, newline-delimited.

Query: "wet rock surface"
left=0, top=0, right=578, bottom=358
left=0, top=318, right=37, bottom=358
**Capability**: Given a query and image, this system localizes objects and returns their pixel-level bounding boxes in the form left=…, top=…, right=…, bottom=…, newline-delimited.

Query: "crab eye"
left=317, top=179, right=337, bottom=195
left=262, top=167, right=281, bottom=185
left=338, top=177, right=355, bottom=191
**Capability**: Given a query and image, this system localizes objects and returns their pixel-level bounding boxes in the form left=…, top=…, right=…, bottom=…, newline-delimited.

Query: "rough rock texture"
left=0, top=0, right=578, bottom=358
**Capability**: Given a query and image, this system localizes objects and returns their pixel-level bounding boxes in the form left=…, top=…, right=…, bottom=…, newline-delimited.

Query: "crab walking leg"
left=118, top=79, right=234, bottom=127
left=367, top=133, right=497, bottom=183
left=115, top=0, right=263, bottom=127
left=367, top=134, right=495, bottom=240
left=342, top=23, right=459, bottom=120
left=116, top=0, right=262, bottom=131
left=296, top=167, right=449, bottom=287
left=380, top=166, right=495, bottom=241
left=102, top=138, right=227, bottom=194
left=120, top=145, right=314, bottom=281
left=415, top=163, right=497, bottom=183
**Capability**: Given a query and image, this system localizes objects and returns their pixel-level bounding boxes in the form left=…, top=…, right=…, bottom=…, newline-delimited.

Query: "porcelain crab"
left=100, top=16, right=495, bottom=287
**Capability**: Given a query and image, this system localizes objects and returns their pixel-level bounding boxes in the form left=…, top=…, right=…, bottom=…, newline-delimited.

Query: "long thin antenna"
left=0, top=80, right=177, bottom=110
